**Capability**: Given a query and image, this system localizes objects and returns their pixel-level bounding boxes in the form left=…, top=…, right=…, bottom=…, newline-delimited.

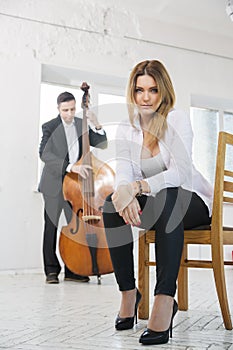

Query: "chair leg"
left=178, top=243, right=188, bottom=310
left=138, top=230, right=150, bottom=319
left=211, top=235, right=232, bottom=330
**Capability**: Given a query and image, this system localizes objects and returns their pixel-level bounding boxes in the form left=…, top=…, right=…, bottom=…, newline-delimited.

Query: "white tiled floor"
left=0, top=268, right=233, bottom=349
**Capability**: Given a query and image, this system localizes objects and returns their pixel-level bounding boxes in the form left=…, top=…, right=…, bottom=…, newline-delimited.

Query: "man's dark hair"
left=57, top=91, right=75, bottom=105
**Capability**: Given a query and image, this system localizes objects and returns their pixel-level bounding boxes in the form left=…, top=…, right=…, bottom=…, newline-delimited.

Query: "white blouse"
left=115, top=109, right=213, bottom=215
left=141, top=153, right=166, bottom=178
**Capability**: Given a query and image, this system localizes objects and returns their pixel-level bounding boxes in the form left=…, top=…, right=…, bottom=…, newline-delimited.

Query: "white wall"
left=0, top=0, right=233, bottom=272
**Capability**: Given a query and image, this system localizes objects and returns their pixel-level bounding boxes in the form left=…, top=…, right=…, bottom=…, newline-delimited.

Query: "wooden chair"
left=138, top=131, right=233, bottom=330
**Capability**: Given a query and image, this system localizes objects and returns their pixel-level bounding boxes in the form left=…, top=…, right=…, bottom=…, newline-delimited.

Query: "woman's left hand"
left=119, top=197, right=142, bottom=226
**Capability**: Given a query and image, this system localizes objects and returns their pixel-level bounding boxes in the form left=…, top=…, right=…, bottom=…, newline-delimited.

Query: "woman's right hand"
left=119, top=197, right=142, bottom=226
left=111, top=184, right=135, bottom=212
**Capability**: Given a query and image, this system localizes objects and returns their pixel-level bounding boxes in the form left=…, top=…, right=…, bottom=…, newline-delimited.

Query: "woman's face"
left=134, top=74, right=161, bottom=118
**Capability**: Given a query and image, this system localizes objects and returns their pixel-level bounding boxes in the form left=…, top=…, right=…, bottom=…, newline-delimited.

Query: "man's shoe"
left=64, top=273, right=90, bottom=283
left=46, top=273, right=59, bottom=284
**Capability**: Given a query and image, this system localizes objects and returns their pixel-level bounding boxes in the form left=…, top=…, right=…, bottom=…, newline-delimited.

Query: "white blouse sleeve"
left=114, top=121, right=135, bottom=188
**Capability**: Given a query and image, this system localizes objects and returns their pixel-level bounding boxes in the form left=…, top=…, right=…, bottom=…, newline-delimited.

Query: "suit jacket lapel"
left=55, top=115, right=69, bottom=158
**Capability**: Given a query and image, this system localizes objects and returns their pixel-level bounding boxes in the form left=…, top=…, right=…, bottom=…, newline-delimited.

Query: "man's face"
left=58, top=99, right=76, bottom=124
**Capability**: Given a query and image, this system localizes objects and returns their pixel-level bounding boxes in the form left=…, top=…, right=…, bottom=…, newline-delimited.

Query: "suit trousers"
left=42, top=192, right=72, bottom=276
left=103, top=187, right=211, bottom=297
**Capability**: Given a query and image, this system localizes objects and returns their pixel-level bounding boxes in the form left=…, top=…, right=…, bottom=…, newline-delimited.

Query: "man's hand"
left=71, top=164, right=92, bottom=179
left=87, top=109, right=100, bottom=126
left=86, top=110, right=101, bottom=129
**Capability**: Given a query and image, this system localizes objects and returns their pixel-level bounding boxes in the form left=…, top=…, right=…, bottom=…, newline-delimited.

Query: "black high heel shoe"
left=115, top=288, right=142, bottom=330
left=139, top=299, right=178, bottom=345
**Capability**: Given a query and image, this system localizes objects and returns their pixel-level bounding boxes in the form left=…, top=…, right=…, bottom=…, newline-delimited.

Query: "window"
left=98, top=92, right=126, bottom=138
left=224, top=112, right=233, bottom=175
left=190, top=107, right=219, bottom=185
left=191, top=107, right=233, bottom=185
left=40, top=83, right=83, bottom=126
left=38, top=84, right=126, bottom=181
left=38, top=83, right=83, bottom=182
left=224, top=111, right=233, bottom=134
left=92, top=92, right=127, bottom=172
left=98, top=93, right=126, bottom=106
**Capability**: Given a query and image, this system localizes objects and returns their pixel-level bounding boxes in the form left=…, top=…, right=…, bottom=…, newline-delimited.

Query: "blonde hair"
left=126, top=60, right=175, bottom=140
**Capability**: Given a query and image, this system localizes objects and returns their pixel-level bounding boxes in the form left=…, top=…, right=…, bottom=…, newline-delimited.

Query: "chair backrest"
left=212, top=131, right=233, bottom=233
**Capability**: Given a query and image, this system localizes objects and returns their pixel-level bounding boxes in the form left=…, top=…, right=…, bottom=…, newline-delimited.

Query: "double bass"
left=59, top=82, right=114, bottom=283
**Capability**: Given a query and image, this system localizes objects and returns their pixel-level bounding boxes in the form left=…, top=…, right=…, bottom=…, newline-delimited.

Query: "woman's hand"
left=111, top=183, right=138, bottom=212
left=119, top=198, right=142, bottom=226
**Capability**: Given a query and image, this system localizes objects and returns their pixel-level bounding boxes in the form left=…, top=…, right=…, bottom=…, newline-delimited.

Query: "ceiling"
left=43, top=1, right=233, bottom=87
left=117, top=0, right=233, bottom=39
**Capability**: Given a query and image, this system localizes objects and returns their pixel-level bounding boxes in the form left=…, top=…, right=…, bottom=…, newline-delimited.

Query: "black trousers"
left=42, top=192, right=72, bottom=276
left=103, top=187, right=211, bottom=297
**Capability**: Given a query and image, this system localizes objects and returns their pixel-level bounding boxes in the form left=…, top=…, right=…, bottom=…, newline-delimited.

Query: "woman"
left=103, top=60, right=213, bottom=345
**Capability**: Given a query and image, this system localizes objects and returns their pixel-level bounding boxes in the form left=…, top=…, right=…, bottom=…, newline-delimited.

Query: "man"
left=39, top=91, right=107, bottom=284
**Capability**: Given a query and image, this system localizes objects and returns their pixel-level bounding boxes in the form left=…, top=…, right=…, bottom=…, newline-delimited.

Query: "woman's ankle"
left=119, top=288, right=137, bottom=317
left=147, top=294, right=174, bottom=331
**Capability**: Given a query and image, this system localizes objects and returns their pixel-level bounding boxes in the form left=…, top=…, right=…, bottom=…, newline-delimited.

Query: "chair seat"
left=189, top=225, right=211, bottom=230
left=187, top=225, right=233, bottom=230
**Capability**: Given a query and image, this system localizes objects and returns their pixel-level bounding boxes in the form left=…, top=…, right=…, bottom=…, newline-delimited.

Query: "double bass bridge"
left=82, top=215, right=101, bottom=222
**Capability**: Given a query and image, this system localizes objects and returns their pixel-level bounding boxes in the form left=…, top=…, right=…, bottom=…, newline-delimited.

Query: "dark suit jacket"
left=38, top=115, right=107, bottom=197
